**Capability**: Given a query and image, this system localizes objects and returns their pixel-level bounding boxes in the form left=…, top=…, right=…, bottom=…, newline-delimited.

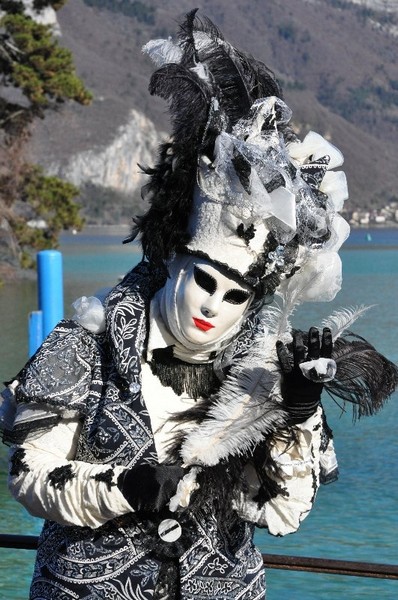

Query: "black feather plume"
left=178, top=8, right=201, bottom=66
left=181, top=13, right=252, bottom=125
left=325, top=333, right=398, bottom=419
left=137, top=62, right=211, bottom=268
left=179, top=11, right=282, bottom=128
left=136, top=143, right=195, bottom=270
left=149, top=63, right=211, bottom=143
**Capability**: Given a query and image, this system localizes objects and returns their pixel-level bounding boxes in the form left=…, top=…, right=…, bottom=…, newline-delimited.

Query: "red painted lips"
left=193, top=317, right=215, bottom=331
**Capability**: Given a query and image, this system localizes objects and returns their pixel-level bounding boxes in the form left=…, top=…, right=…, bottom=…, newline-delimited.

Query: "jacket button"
left=158, top=519, right=182, bottom=542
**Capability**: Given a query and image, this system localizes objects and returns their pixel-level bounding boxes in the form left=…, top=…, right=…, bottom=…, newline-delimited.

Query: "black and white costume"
left=4, top=264, right=335, bottom=599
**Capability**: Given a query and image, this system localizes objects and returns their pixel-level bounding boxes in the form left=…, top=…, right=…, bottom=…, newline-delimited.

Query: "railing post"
left=28, top=250, right=64, bottom=356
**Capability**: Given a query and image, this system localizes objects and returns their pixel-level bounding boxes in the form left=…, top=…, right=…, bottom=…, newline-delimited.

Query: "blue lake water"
left=0, top=227, right=397, bottom=599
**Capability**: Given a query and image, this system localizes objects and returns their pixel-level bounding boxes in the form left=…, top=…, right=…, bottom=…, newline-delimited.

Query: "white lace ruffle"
left=300, top=357, right=337, bottom=383
left=169, top=467, right=200, bottom=512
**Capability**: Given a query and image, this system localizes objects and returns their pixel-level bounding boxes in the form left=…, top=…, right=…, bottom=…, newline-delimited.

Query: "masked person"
left=1, top=10, right=397, bottom=600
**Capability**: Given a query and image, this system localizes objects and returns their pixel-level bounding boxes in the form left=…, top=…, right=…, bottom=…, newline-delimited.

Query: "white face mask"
left=175, top=259, right=254, bottom=345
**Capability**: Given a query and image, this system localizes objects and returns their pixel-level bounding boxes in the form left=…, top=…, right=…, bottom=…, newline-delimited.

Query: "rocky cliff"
left=26, top=0, right=398, bottom=219
left=51, top=108, right=164, bottom=193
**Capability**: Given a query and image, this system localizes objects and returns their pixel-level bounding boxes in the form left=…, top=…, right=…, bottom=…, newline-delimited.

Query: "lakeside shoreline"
left=78, top=222, right=398, bottom=231
left=2, top=225, right=398, bottom=284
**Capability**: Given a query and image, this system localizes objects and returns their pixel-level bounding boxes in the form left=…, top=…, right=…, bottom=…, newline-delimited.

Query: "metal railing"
left=1, top=534, right=397, bottom=580
left=262, top=553, right=398, bottom=579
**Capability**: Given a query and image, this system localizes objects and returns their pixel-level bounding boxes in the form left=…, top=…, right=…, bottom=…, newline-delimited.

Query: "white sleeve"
left=234, top=406, right=333, bottom=535
left=8, top=408, right=134, bottom=529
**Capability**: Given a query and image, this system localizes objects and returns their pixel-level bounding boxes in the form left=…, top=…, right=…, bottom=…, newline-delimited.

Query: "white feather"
left=321, top=305, right=373, bottom=340
left=142, top=38, right=183, bottom=67
left=259, top=303, right=292, bottom=344
left=190, top=62, right=210, bottom=82
left=180, top=331, right=286, bottom=467
left=193, top=31, right=223, bottom=52
left=272, top=279, right=307, bottom=341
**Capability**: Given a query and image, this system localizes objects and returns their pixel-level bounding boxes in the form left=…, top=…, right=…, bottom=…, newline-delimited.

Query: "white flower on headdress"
left=287, top=131, right=348, bottom=210
left=279, top=249, right=343, bottom=304
left=319, top=171, right=348, bottom=211
left=287, top=131, right=344, bottom=169
left=324, top=213, right=350, bottom=252
left=72, top=296, right=106, bottom=333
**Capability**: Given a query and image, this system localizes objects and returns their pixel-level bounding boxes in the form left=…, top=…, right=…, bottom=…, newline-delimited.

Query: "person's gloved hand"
left=117, top=464, right=185, bottom=513
left=276, top=327, right=335, bottom=424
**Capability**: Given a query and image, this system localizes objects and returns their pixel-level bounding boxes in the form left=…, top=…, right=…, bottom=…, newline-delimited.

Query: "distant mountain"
left=28, top=0, right=398, bottom=223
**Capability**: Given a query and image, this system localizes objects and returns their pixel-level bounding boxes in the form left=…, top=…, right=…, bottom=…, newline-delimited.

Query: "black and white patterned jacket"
left=3, top=262, right=334, bottom=600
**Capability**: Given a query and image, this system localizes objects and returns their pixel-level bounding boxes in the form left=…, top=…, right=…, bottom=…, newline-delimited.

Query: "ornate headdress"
left=129, top=9, right=349, bottom=304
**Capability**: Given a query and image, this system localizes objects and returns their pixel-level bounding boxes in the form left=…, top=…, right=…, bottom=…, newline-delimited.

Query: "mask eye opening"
left=223, top=289, right=251, bottom=305
left=194, top=266, right=217, bottom=295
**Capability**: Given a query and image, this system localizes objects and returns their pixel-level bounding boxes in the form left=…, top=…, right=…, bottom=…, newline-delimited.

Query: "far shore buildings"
left=343, top=201, right=398, bottom=228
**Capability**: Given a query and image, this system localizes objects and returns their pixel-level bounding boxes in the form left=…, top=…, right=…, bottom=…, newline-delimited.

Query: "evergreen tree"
left=0, top=0, right=92, bottom=275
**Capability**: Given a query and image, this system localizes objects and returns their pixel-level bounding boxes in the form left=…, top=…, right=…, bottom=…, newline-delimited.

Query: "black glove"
left=117, top=464, right=185, bottom=513
left=276, top=327, right=333, bottom=424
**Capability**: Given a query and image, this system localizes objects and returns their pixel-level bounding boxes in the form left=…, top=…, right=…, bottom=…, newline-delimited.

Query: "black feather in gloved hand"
left=325, top=332, right=398, bottom=419
left=277, top=327, right=334, bottom=424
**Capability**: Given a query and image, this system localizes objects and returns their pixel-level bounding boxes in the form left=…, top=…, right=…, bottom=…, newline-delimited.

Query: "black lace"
left=149, top=347, right=220, bottom=400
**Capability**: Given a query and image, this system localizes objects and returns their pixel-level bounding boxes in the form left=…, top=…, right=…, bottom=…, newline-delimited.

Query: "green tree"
left=11, top=164, right=84, bottom=268
left=0, top=0, right=92, bottom=275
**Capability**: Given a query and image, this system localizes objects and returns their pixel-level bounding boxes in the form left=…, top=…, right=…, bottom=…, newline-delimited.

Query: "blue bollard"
left=28, top=311, right=44, bottom=357
left=28, top=250, right=64, bottom=357
left=37, top=250, right=64, bottom=339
